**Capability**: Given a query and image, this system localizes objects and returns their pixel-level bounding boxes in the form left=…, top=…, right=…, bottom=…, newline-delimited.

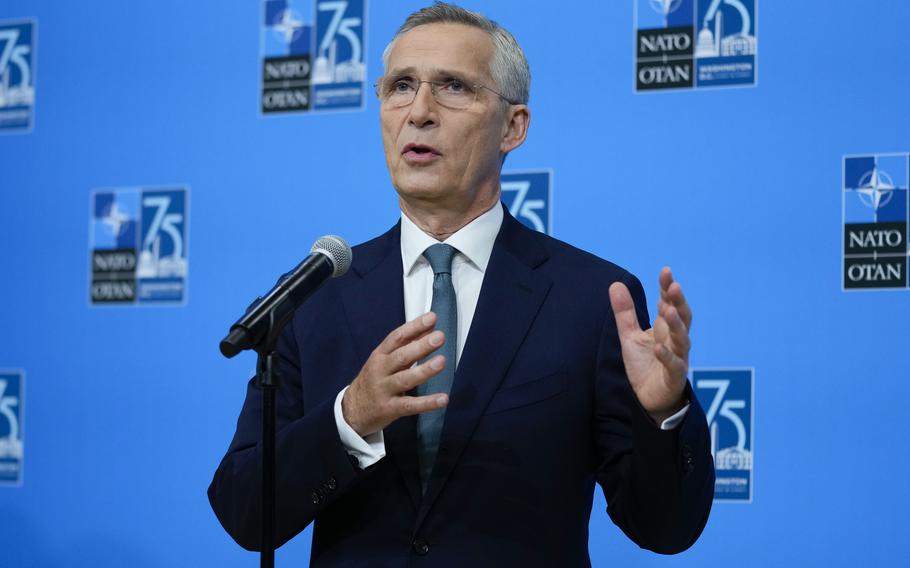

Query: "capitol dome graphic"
left=695, top=0, right=757, bottom=59
left=715, top=447, right=752, bottom=470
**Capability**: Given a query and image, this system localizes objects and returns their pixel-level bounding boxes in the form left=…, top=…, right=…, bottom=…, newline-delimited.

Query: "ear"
left=500, top=104, right=530, bottom=154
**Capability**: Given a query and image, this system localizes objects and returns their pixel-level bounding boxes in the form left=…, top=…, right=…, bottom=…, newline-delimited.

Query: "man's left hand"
left=608, top=267, right=692, bottom=425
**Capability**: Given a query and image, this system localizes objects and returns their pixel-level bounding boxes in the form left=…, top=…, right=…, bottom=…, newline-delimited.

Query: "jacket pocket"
left=483, top=371, right=567, bottom=416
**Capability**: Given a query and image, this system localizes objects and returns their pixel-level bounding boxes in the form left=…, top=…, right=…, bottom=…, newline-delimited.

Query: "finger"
left=609, top=282, right=642, bottom=338
left=385, top=329, right=445, bottom=373
left=662, top=307, right=691, bottom=363
left=376, top=312, right=437, bottom=355
left=654, top=342, right=687, bottom=380
left=659, top=266, right=691, bottom=329
left=391, top=355, right=446, bottom=393
left=659, top=266, right=674, bottom=303
left=653, top=313, right=669, bottom=346
left=394, top=393, right=449, bottom=417
left=666, top=281, right=693, bottom=330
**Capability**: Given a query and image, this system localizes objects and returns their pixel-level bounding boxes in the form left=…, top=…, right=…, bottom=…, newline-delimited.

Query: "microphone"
left=219, top=235, right=352, bottom=358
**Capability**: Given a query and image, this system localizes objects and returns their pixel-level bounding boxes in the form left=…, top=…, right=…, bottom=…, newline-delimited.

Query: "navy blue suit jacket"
left=209, top=206, right=714, bottom=566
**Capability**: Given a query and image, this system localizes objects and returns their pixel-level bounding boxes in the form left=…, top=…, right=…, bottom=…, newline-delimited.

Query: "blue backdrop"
left=1, top=1, right=908, bottom=566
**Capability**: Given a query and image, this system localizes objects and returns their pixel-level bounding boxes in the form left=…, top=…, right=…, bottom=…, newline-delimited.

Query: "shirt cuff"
left=334, top=386, right=386, bottom=469
left=659, top=403, right=690, bottom=431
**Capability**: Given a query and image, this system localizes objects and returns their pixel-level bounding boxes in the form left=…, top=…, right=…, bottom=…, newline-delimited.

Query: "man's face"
left=380, top=23, right=513, bottom=212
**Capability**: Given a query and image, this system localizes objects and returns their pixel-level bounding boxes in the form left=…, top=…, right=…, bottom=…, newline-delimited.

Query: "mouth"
left=402, top=143, right=442, bottom=164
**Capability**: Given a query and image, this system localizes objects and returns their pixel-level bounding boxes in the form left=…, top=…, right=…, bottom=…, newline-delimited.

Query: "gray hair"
left=381, top=2, right=531, bottom=105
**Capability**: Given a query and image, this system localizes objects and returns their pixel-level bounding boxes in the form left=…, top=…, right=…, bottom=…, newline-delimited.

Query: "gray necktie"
left=416, top=243, right=457, bottom=493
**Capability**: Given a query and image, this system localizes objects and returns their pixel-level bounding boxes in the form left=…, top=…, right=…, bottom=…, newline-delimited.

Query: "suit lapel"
left=339, top=223, right=423, bottom=509
left=416, top=210, right=552, bottom=527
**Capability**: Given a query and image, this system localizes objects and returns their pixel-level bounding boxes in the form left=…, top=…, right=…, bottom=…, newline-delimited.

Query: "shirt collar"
left=400, top=201, right=504, bottom=276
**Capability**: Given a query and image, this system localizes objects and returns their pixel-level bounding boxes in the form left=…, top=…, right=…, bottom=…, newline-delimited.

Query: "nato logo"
left=693, top=368, right=753, bottom=502
left=261, top=0, right=366, bottom=114
left=634, top=0, right=757, bottom=91
left=843, top=153, right=909, bottom=290
left=91, top=187, right=189, bottom=305
left=0, top=19, right=36, bottom=133
left=501, top=170, right=553, bottom=235
left=0, top=370, right=24, bottom=486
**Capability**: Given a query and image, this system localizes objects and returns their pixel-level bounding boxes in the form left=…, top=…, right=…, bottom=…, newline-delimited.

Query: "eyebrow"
left=385, top=66, right=474, bottom=80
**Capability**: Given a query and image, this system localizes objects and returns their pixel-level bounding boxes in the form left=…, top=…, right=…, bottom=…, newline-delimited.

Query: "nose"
left=407, top=81, right=438, bottom=129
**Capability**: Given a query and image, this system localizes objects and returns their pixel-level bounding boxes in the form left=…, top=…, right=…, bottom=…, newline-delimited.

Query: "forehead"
left=386, top=23, right=494, bottom=79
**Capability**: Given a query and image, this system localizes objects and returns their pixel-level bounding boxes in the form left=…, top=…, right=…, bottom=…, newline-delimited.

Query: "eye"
left=441, top=78, right=466, bottom=93
left=388, top=77, right=416, bottom=94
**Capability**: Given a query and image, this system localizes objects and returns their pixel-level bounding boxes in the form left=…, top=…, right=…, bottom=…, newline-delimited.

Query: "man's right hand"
left=341, top=312, right=449, bottom=438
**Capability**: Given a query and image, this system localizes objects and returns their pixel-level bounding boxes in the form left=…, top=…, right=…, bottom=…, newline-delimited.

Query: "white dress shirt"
left=334, top=203, right=688, bottom=469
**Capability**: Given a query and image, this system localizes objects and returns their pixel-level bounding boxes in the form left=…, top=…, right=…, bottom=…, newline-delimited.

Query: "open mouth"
left=402, top=143, right=441, bottom=157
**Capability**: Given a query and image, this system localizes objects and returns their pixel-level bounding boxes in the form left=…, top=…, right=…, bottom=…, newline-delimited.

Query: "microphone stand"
left=256, top=341, right=279, bottom=568
left=248, top=302, right=300, bottom=568
left=225, top=302, right=297, bottom=568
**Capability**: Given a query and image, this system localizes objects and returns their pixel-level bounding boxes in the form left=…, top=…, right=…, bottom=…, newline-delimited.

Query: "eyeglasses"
left=374, top=76, right=515, bottom=110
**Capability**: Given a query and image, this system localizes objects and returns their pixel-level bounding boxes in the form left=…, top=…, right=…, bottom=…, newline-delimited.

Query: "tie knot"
left=422, top=243, right=457, bottom=275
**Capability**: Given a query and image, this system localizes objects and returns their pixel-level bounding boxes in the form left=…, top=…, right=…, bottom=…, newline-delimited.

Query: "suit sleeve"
left=207, top=320, right=367, bottom=551
left=594, top=272, right=715, bottom=554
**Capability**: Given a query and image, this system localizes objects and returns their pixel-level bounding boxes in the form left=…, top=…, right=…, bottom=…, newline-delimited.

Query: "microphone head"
left=311, top=235, right=352, bottom=278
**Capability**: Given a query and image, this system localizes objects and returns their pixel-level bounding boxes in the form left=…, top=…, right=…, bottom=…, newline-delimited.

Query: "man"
left=209, top=3, right=714, bottom=565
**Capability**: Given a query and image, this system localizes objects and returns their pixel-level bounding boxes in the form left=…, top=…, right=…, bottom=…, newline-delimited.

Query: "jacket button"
left=681, top=445, right=695, bottom=475
left=412, top=539, right=429, bottom=555
left=327, top=477, right=337, bottom=490
left=311, top=491, right=321, bottom=504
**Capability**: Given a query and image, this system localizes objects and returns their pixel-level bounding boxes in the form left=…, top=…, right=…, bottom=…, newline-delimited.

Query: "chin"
left=395, top=185, right=447, bottom=203
left=392, top=172, right=449, bottom=201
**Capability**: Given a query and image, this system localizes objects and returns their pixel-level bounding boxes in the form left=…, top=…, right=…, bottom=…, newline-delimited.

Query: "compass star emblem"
left=102, top=201, right=130, bottom=238
left=649, top=0, right=684, bottom=16
left=855, top=168, right=896, bottom=211
left=272, top=8, right=304, bottom=45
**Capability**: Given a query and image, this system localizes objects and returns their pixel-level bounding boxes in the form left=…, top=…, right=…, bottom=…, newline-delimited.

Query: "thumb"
left=609, top=282, right=642, bottom=339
